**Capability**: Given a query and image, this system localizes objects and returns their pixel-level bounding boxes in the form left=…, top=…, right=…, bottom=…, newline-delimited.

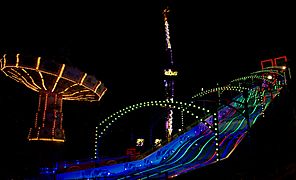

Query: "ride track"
left=56, top=64, right=287, bottom=179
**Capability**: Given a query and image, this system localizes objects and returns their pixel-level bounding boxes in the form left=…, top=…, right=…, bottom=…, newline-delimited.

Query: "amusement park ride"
left=0, top=53, right=107, bottom=142
left=0, top=2, right=293, bottom=180
left=0, top=52, right=290, bottom=179
left=51, top=55, right=289, bottom=179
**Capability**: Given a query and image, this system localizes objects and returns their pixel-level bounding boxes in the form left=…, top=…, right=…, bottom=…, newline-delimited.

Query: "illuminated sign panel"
left=164, top=69, right=178, bottom=76
left=136, top=138, right=144, bottom=147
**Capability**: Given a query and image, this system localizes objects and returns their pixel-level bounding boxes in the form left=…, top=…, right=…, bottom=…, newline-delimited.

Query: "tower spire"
left=162, top=5, right=178, bottom=142
left=163, top=6, right=174, bottom=66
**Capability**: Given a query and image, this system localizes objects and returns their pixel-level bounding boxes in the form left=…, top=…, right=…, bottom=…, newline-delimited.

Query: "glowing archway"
left=94, top=100, right=213, bottom=159
left=192, top=85, right=250, bottom=99
left=230, top=74, right=274, bottom=85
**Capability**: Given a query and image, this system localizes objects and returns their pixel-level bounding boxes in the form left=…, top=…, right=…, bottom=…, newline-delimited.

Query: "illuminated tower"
left=162, top=6, right=178, bottom=142
left=0, top=53, right=107, bottom=143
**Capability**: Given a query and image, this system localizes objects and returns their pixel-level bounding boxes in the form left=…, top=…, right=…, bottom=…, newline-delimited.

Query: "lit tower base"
left=0, top=54, right=107, bottom=143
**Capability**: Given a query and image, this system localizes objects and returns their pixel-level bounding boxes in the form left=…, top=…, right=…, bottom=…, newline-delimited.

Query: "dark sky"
left=0, top=0, right=295, bottom=177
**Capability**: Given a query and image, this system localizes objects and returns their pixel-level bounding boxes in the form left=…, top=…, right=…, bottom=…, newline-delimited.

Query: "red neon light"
left=260, top=59, right=273, bottom=70
left=273, top=55, right=287, bottom=66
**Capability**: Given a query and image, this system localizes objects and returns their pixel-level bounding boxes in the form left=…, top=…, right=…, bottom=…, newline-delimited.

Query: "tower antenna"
left=162, top=5, right=178, bottom=142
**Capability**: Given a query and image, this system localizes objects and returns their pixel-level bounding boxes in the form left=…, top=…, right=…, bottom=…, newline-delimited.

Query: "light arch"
left=94, top=100, right=214, bottom=158
left=191, top=85, right=250, bottom=99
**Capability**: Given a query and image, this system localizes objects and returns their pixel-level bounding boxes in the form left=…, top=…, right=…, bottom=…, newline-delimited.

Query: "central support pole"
left=243, top=89, right=250, bottom=131
left=28, top=91, right=65, bottom=142
left=214, top=87, right=221, bottom=161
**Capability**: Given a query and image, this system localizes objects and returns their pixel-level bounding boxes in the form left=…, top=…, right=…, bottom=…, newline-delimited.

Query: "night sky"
left=0, top=1, right=295, bottom=178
